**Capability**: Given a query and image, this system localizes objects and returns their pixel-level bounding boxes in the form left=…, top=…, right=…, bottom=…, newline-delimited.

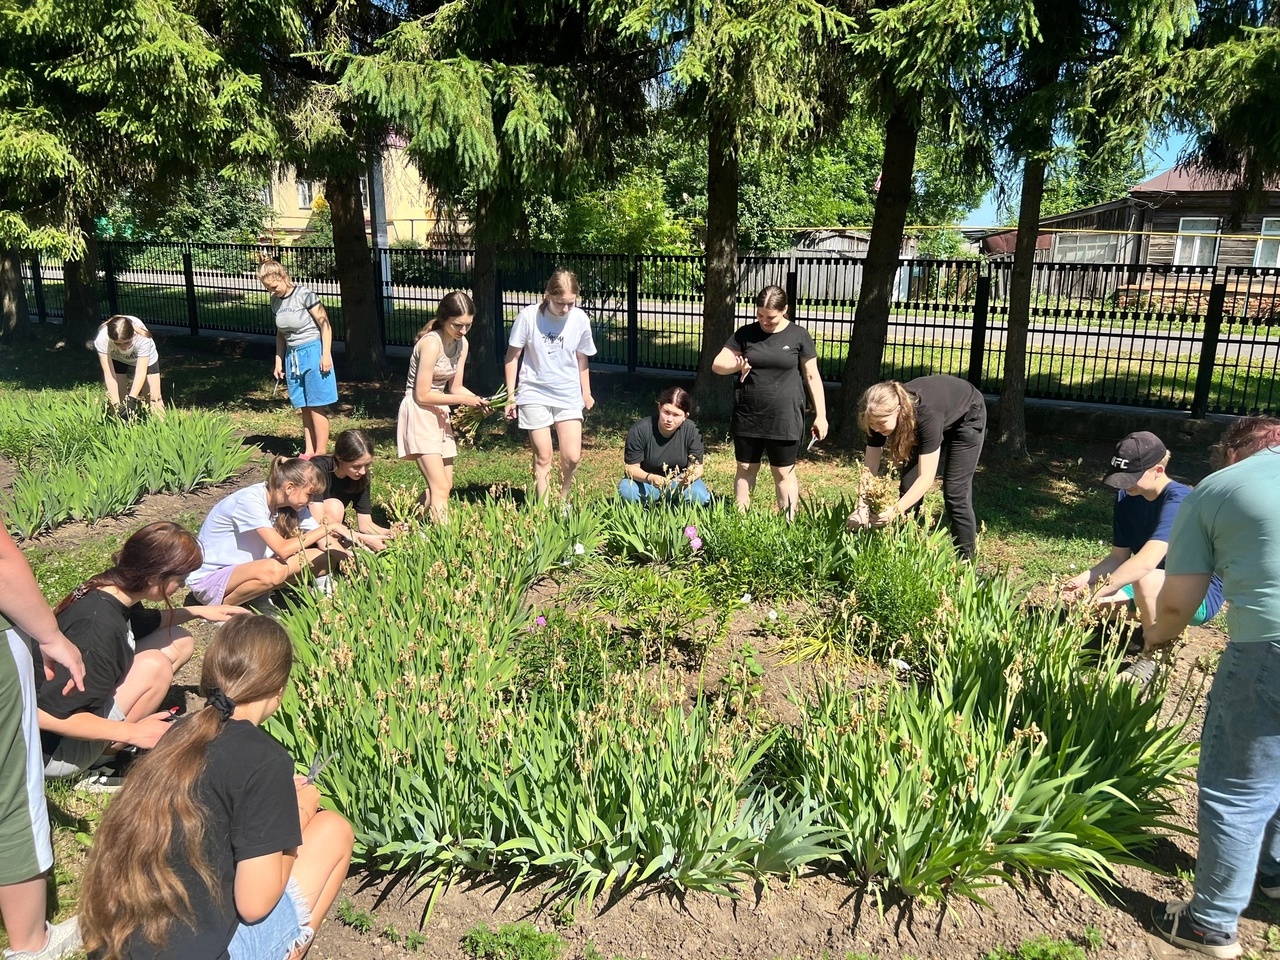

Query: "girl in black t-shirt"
left=38, top=522, right=250, bottom=779
left=80, top=615, right=354, bottom=960
left=846, top=376, right=986, bottom=559
left=309, top=429, right=397, bottom=551
left=619, top=386, right=711, bottom=505
left=711, top=286, right=828, bottom=520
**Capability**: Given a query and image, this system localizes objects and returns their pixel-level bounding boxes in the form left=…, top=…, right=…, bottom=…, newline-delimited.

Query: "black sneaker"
left=1259, top=874, right=1280, bottom=899
left=1150, top=901, right=1241, bottom=958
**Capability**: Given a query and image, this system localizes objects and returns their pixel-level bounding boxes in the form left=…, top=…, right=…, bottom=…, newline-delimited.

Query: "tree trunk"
left=694, top=109, right=740, bottom=420
left=63, top=222, right=102, bottom=344
left=0, top=248, right=31, bottom=341
left=326, top=173, right=388, bottom=382
left=993, top=155, right=1047, bottom=460
left=469, top=199, right=502, bottom=393
left=836, top=103, right=919, bottom=444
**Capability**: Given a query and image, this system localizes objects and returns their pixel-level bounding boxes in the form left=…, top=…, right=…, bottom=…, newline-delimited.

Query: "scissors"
left=807, top=434, right=819, bottom=453
left=305, top=750, right=336, bottom=784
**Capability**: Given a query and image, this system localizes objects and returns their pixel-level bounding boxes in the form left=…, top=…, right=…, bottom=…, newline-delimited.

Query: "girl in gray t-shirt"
left=257, top=259, right=338, bottom=457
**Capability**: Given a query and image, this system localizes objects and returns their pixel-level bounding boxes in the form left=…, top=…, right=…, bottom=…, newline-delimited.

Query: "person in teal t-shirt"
left=1143, top=417, right=1280, bottom=958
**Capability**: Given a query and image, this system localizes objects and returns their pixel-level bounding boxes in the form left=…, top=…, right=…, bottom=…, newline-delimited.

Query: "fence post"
left=1191, top=282, right=1227, bottom=419
left=493, top=265, right=505, bottom=361
left=627, top=257, right=639, bottom=373
left=372, top=247, right=387, bottom=347
left=786, top=266, right=799, bottom=326
left=182, top=251, right=199, bottom=336
left=967, top=275, right=991, bottom=389
left=30, top=252, right=47, bottom=323
left=103, top=246, right=120, bottom=315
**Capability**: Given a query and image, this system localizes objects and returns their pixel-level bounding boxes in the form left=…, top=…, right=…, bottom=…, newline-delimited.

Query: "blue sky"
left=960, top=133, right=1193, bottom=228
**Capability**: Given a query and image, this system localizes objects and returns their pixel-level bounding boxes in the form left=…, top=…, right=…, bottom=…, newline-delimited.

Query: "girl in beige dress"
left=397, top=292, right=487, bottom=521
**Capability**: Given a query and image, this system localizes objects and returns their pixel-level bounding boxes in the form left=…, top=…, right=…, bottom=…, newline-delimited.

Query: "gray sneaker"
left=3, top=917, right=82, bottom=960
left=1119, top=655, right=1159, bottom=686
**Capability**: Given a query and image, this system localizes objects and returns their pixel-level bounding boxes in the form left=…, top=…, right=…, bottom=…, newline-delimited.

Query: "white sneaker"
left=1119, top=656, right=1158, bottom=686
left=3, top=917, right=82, bottom=960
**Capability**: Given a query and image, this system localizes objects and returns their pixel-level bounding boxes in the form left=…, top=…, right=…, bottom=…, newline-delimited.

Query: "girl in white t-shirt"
left=503, top=270, right=597, bottom=501
left=94, top=315, right=164, bottom=417
left=187, top=458, right=354, bottom=607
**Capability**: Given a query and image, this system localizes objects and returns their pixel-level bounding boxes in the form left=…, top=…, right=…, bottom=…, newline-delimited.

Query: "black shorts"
left=111, top=358, right=157, bottom=376
left=733, top=436, right=800, bottom=468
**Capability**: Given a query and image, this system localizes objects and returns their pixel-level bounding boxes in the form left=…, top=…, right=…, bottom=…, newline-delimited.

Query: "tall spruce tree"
left=833, top=0, right=1031, bottom=444
left=343, top=4, right=657, bottom=386
left=978, top=0, right=1195, bottom=458
left=0, top=0, right=268, bottom=340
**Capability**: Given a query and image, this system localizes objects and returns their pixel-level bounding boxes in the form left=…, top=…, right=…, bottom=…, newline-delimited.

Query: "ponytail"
left=265, top=457, right=323, bottom=539
left=81, top=616, right=294, bottom=959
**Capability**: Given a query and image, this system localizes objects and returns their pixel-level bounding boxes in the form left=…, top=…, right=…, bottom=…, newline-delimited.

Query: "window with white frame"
left=257, top=183, right=273, bottom=207
left=296, top=179, right=315, bottom=210
left=1255, top=218, right=1280, bottom=268
left=359, top=175, right=370, bottom=212
left=1174, top=217, right=1220, bottom=266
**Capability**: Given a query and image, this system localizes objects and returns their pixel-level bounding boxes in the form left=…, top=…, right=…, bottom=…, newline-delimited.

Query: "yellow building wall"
left=263, top=147, right=466, bottom=245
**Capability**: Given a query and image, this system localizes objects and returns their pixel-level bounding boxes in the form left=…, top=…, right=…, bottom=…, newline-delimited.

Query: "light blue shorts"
left=285, top=340, right=338, bottom=409
left=228, top=876, right=313, bottom=960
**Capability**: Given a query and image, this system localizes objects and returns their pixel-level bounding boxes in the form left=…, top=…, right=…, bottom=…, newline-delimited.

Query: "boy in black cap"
left=1062, top=431, right=1224, bottom=680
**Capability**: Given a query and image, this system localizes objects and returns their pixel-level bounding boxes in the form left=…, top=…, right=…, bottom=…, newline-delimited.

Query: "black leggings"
left=899, top=413, right=986, bottom=559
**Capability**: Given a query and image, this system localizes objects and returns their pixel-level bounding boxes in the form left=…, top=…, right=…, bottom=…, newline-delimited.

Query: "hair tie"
left=205, top=688, right=236, bottom=721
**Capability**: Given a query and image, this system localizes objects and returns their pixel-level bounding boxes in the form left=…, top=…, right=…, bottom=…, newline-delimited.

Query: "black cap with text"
left=1103, top=431, right=1168, bottom=489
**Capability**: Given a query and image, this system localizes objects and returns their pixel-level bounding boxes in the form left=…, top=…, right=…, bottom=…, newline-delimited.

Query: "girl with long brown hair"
left=309, top=429, right=397, bottom=550
left=79, top=615, right=354, bottom=960
left=847, top=375, right=987, bottom=559
left=397, top=292, right=487, bottom=522
left=36, top=522, right=248, bottom=781
left=503, top=270, right=598, bottom=501
left=187, top=458, right=354, bottom=608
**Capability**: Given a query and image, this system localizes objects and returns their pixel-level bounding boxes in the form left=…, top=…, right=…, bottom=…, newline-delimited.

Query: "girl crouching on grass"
left=309, top=429, right=396, bottom=551
left=93, top=314, right=165, bottom=418
left=37, top=522, right=248, bottom=781
left=188, top=458, right=354, bottom=608
left=79, top=614, right=355, bottom=960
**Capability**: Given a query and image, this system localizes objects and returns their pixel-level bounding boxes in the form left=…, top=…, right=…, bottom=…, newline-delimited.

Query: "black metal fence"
left=20, top=242, right=1280, bottom=416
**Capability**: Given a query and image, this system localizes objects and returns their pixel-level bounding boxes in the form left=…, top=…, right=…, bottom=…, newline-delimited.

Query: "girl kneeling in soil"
left=188, top=458, right=354, bottom=608
left=36, top=522, right=248, bottom=780
left=503, top=270, right=597, bottom=501
left=94, top=314, right=165, bottom=418
left=79, top=615, right=355, bottom=960
left=619, top=386, right=711, bottom=505
left=309, top=429, right=396, bottom=551
left=397, top=292, right=488, bottom=522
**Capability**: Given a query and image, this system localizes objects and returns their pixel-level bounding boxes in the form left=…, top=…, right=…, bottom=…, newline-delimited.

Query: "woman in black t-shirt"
left=619, top=386, right=711, bottom=505
left=846, top=375, right=987, bottom=558
left=80, top=615, right=354, bottom=960
left=712, top=286, right=828, bottom=520
left=38, top=522, right=249, bottom=780
left=309, top=429, right=396, bottom=551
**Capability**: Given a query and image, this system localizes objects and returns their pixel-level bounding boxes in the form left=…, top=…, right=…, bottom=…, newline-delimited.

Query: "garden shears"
left=305, top=750, right=336, bottom=784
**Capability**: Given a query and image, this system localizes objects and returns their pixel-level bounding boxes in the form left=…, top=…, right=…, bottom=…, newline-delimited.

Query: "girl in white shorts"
left=503, top=270, right=597, bottom=501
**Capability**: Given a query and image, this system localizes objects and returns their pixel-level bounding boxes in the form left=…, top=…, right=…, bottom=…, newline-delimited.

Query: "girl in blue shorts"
left=78, top=615, right=354, bottom=960
left=258, top=260, right=338, bottom=458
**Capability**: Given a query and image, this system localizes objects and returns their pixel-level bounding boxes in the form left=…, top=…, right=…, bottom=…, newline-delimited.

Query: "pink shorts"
left=188, top=566, right=235, bottom=606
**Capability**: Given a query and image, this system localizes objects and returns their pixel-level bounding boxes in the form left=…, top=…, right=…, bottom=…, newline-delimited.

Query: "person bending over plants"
left=398, top=292, right=488, bottom=522
left=846, top=376, right=986, bottom=560
left=503, top=270, right=597, bottom=502
left=188, top=458, right=353, bottom=609
left=309, top=429, right=397, bottom=550
left=93, top=314, right=164, bottom=418
left=37, top=522, right=248, bottom=783
left=711, top=285, right=827, bottom=521
left=258, top=259, right=336, bottom=459
left=1060, top=431, right=1223, bottom=684
left=79, top=614, right=354, bottom=960
left=619, top=386, right=711, bottom=506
